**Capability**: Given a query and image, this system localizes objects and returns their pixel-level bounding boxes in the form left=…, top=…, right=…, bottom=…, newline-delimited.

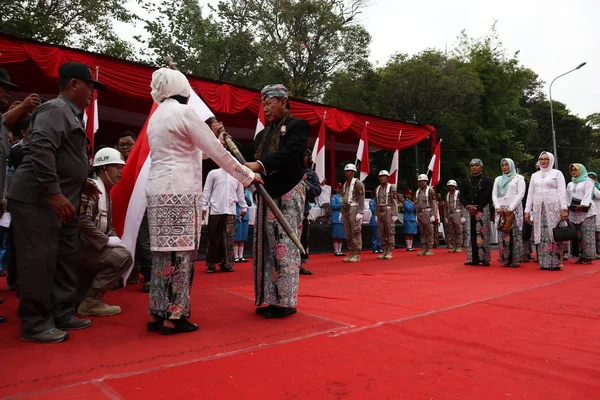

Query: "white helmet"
left=447, top=179, right=457, bottom=187
left=344, top=163, right=357, bottom=172
left=379, top=170, right=390, bottom=177
left=417, top=174, right=428, bottom=182
left=93, top=148, right=126, bottom=167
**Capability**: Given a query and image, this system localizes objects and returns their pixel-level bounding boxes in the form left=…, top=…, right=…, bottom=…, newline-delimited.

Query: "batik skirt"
left=254, top=184, right=305, bottom=308
left=574, top=215, right=596, bottom=260
left=466, top=207, right=491, bottom=264
left=539, top=203, right=562, bottom=270
left=149, top=250, right=197, bottom=319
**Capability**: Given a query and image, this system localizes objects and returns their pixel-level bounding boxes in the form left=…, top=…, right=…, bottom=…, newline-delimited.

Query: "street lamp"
left=549, top=62, right=587, bottom=168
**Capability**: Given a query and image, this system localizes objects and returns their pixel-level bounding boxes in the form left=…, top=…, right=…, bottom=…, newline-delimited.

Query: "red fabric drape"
left=0, top=34, right=436, bottom=151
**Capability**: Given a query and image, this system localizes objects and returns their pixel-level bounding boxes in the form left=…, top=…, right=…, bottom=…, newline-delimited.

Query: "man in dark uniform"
left=7, top=62, right=104, bottom=343
left=215, top=84, right=308, bottom=319
left=299, top=148, right=322, bottom=275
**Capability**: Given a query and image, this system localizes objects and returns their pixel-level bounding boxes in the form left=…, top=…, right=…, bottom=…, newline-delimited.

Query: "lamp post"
left=549, top=62, right=586, bottom=168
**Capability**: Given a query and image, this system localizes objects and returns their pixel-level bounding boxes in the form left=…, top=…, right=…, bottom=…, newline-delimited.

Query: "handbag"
left=497, top=210, right=514, bottom=233
left=569, top=198, right=590, bottom=212
left=553, top=220, right=577, bottom=242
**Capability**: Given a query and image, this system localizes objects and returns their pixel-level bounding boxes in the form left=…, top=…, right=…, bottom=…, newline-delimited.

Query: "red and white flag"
left=254, top=102, right=265, bottom=138
left=427, top=139, right=442, bottom=187
left=82, top=87, right=98, bottom=160
left=389, top=130, right=402, bottom=185
left=355, top=121, right=370, bottom=181
left=111, top=90, right=214, bottom=282
left=311, top=112, right=326, bottom=182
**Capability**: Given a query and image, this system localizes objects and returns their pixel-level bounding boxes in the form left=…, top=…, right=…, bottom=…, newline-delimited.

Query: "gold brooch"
left=281, top=126, right=287, bottom=136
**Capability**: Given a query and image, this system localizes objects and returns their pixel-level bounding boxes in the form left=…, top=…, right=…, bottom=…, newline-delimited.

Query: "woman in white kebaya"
left=566, top=163, right=597, bottom=264
left=492, top=158, right=526, bottom=267
left=524, top=152, right=568, bottom=271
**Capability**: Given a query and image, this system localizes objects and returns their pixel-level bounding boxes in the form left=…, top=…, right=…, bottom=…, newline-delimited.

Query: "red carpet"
left=1, top=250, right=599, bottom=399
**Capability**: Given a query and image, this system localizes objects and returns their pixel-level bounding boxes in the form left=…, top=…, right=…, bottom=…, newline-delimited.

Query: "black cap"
left=0, top=68, right=19, bottom=91
left=59, top=62, right=105, bottom=90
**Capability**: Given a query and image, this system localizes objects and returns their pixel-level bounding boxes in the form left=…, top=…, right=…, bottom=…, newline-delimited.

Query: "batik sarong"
left=466, top=207, right=491, bottom=264
left=498, top=206, right=523, bottom=267
left=539, top=203, right=562, bottom=270
left=254, top=184, right=305, bottom=307
left=575, top=215, right=596, bottom=260
left=149, top=250, right=197, bottom=319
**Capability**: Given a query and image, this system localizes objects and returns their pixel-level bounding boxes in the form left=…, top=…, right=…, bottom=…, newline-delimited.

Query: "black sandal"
left=256, top=304, right=278, bottom=315
left=220, top=265, right=235, bottom=272
left=263, top=307, right=297, bottom=319
left=161, top=318, right=199, bottom=335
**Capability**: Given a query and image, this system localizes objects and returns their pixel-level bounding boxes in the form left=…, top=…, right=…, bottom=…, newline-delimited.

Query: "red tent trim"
left=0, top=33, right=436, bottom=151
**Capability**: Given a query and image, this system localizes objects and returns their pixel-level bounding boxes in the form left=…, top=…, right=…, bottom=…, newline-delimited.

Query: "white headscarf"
left=538, top=151, right=555, bottom=177
left=150, top=68, right=191, bottom=103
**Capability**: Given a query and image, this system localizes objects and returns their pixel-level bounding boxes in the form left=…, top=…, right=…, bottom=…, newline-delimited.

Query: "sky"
left=121, top=0, right=599, bottom=118
left=356, top=0, right=598, bottom=118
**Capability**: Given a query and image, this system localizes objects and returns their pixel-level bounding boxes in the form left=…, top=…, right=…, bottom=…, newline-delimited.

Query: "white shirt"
left=566, top=179, right=597, bottom=224
left=146, top=99, right=253, bottom=198
left=492, top=174, right=526, bottom=211
left=201, top=168, right=248, bottom=215
left=316, top=184, right=331, bottom=206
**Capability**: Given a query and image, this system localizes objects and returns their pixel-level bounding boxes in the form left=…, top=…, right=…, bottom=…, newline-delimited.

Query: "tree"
left=249, top=0, right=371, bottom=99
left=0, top=0, right=140, bottom=58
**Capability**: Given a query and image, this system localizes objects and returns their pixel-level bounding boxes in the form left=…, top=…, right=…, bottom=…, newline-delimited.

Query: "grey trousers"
left=76, top=241, right=133, bottom=305
left=10, top=200, right=79, bottom=335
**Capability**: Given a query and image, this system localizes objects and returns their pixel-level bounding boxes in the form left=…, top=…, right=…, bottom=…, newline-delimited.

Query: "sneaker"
left=77, top=298, right=122, bottom=317
left=54, top=315, right=92, bottom=330
left=21, top=328, right=69, bottom=343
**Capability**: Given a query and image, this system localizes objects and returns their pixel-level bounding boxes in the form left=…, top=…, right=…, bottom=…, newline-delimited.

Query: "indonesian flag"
left=389, top=130, right=402, bottom=185
left=111, top=90, right=215, bottom=282
left=254, top=102, right=265, bottom=138
left=355, top=122, right=370, bottom=181
left=428, top=139, right=442, bottom=187
left=311, top=112, right=326, bottom=182
left=82, top=89, right=98, bottom=160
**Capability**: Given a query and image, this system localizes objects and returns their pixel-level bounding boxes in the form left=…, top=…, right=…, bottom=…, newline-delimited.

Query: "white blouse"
left=146, top=99, right=254, bottom=198
left=492, top=174, right=526, bottom=211
left=525, top=169, right=568, bottom=214
left=566, top=180, right=597, bottom=224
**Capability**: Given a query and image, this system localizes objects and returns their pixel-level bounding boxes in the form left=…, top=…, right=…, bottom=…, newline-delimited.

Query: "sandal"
left=161, top=318, right=199, bottom=335
left=220, top=265, right=235, bottom=272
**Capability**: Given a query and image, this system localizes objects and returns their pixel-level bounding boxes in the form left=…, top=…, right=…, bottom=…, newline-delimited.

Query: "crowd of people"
left=0, top=61, right=597, bottom=344
left=323, top=155, right=597, bottom=272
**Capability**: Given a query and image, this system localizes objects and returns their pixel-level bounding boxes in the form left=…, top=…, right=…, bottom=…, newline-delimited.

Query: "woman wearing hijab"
left=566, top=164, right=597, bottom=264
left=492, top=158, right=526, bottom=267
left=587, top=172, right=600, bottom=259
left=145, top=68, right=261, bottom=334
left=525, top=152, right=568, bottom=271
left=402, top=189, right=417, bottom=251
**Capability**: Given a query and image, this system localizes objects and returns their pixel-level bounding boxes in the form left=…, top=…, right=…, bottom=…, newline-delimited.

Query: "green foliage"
left=0, top=0, right=140, bottom=58
left=324, top=24, right=597, bottom=192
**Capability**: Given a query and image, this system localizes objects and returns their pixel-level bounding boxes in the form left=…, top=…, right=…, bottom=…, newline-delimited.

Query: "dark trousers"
left=135, top=212, right=153, bottom=282
left=300, top=215, right=309, bottom=262
left=10, top=200, right=79, bottom=335
left=4, top=225, right=17, bottom=287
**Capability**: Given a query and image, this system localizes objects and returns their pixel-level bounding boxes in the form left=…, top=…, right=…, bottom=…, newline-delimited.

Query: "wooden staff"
left=163, top=56, right=305, bottom=254
left=219, top=131, right=306, bottom=255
